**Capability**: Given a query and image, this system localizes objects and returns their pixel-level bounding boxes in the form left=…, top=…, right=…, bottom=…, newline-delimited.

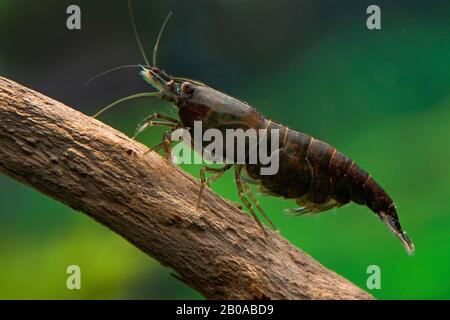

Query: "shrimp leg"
left=133, top=113, right=180, bottom=139
left=242, top=182, right=277, bottom=230
left=235, top=165, right=267, bottom=234
left=144, top=130, right=173, bottom=162
left=196, top=164, right=233, bottom=210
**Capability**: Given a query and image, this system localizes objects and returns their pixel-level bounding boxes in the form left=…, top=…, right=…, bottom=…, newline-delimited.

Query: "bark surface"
left=0, top=77, right=373, bottom=300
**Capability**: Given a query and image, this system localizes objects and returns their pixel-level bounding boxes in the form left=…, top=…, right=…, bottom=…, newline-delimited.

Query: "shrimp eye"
left=167, top=80, right=176, bottom=91
left=181, top=82, right=194, bottom=94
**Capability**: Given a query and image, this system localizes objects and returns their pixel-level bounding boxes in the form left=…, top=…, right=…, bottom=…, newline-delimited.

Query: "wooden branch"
left=0, top=76, right=373, bottom=300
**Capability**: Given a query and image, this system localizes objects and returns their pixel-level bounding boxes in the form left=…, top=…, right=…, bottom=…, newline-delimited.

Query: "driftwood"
left=0, top=76, right=372, bottom=300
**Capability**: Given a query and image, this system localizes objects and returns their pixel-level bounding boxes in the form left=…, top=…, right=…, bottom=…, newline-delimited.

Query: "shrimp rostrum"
left=92, top=7, right=414, bottom=255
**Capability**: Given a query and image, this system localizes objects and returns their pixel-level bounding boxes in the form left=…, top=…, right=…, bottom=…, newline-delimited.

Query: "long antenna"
left=84, top=64, right=148, bottom=86
left=128, top=0, right=151, bottom=66
left=153, top=11, right=173, bottom=66
left=93, top=92, right=159, bottom=118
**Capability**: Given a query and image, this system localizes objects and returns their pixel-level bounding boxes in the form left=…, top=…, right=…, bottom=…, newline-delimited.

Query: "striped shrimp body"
left=92, top=7, right=414, bottom=254
left=245, top=121, right=414, bottom=255
left=135, top=68, right=414, bottom=255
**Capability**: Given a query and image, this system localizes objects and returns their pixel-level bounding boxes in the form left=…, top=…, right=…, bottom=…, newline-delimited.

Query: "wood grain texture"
left=0, top=76, right=373, bottom=300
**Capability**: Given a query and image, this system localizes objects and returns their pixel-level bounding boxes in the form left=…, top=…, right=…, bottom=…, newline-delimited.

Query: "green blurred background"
left=0, top=0, right=449, bottom=299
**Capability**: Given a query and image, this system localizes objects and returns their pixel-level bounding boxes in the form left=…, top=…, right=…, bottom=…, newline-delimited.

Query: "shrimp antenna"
left=153, top=11, right=173, bottom=66
left=84, top=64, right=149, bottom=86
left=93, top=92, right=159, bottom=118
left=128, top=0, right=151, bottom=66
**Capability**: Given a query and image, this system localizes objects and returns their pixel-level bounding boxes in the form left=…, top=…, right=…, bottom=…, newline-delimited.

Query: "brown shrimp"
left=92, top=6, right=414, bottom=255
